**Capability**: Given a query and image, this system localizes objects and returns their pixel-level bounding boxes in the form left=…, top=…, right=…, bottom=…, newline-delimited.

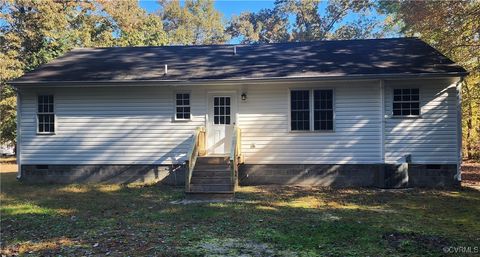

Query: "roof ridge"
left=71, top=37, right=422, bottom=50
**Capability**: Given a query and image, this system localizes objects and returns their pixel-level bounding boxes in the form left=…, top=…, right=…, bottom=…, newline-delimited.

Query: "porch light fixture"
left=241, top=92, right=247, bottom=101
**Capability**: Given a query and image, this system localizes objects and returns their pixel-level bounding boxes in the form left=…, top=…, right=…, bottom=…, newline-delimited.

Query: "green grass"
left=1, top=171, right=479, bottom=256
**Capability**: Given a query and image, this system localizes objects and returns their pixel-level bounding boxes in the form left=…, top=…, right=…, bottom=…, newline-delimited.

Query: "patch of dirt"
left=383, top=232, right=451, bottom=251
left=187, top=238, right=298, bottom=257
left=320, top=212, right=341, bottom=221
left=462, top=162, right=480, bottom=189
left=170, top=199, right=238, bottom=205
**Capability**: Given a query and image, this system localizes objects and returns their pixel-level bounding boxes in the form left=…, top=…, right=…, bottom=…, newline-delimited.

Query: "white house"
left=11, top=38, right=467, bottom=196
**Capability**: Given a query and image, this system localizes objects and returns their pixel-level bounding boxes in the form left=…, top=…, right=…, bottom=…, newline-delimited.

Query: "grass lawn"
left=1, top=158, right=480, bottom=256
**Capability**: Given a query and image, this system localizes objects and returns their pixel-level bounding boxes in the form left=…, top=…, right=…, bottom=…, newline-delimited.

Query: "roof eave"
left=9, top=72, right=469, bottom=87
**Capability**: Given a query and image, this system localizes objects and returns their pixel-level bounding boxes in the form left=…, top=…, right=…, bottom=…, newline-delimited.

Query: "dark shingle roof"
left=12, top=37, right=467, bottom=84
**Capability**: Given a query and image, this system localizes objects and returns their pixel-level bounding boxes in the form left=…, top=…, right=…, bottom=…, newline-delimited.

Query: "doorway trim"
left=206, top=90, right=238, bottom=155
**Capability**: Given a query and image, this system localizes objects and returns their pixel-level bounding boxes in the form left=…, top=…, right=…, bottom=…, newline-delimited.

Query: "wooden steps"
left=196, top=156, right=230, bottom=165
left=191, top=177, right=231, bottom=184
left=185, top=156, right=234, bottom=200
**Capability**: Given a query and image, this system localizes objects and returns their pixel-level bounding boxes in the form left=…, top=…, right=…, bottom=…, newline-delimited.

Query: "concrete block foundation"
left=20, top=164, right=185, bottom=185
left=20, top=163, right=459, bottom=188
left=238, top=164, right=381, bottom=187
left=238, top=163, right=460, bottom=188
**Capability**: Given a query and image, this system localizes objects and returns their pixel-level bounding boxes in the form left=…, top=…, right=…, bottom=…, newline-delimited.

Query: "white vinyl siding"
left=239, top=81, right=382, bottom=164
left=384, top=79, right=458, bottom=164
left=18, top=78, right=459, bottom=166
left=19, top=86, right=204, bottom=165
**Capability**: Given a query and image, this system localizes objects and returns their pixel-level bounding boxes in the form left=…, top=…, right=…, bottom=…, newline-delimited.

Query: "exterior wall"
left=384, top=78, right=459, bottom=164
left=18, top=86, right=205, bottom=165
left=17, top=77, right=461, bottom=186
left=19, top=81, right=384, bottom=166
left=238, top=81, right=382, bottom=164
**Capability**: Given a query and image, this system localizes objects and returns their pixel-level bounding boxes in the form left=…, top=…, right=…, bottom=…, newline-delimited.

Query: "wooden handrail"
left=229, top=126, right=242, bottom=190
left=185, top=126, right=205, bottom=192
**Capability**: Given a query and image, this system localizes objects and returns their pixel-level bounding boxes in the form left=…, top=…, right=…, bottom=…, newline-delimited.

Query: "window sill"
left=289, top=130, right=335, bottom=133
left=389, top=115, right=422, bottom=119
left=37, top=132, right=56, bottom=135
left=172, top=118, right=192, bottom=123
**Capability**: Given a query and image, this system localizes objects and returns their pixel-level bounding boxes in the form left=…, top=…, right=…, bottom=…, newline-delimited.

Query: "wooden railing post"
left=185, top=126, right=204, bottom=192
left=198, top=127, right=206, bottom=156
left=230, top=126, right=242, bottom=191
left=185, top=160, right=191, bottom=192
left=237, top=127, right=242, bottom=164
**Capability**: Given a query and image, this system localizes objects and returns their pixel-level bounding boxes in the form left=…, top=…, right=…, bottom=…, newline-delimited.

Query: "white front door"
left=207, top=94, right=236, bottom=155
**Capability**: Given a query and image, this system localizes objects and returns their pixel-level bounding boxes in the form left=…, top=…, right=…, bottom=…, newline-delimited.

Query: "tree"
left=97, top=0, right=168, bottom=46
left=0, top=0, right=169, bottom=146
left=378, top=0, right=480, bottom=160
left=226, top=0, right=385, bottom=43
left=0, top=0, right=228, bottom=146
left=158, top=0, right=228, bottom=45
left=0, top=86, right=16, bottom=147
left=0, top=0, right=111, bottom=146
left=227, top=7, right=290, bottom=44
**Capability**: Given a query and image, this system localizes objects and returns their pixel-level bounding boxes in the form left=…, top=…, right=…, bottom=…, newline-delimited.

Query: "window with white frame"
left=313, top=90, right=334, bottom=131
left=37, top=95, right=55, bottom=133
left=290, top=90, right=310, bottom=131
left=393, top=88, right=420, bottom=116
left=175, top=93, right=191, bottom=120
left=290, top=89, right=334, bottom=131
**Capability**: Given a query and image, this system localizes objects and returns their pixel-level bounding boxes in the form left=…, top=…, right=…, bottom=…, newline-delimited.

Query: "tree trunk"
left=463, top=82, right=473, bottom=160
left=475, top=82, right=480, bottom=160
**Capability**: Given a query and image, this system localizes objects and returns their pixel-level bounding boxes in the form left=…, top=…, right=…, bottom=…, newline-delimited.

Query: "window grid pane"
left=175, top=93, right=191, bottom=119
left=313, top=90, right=334, bottom=131
left=290, top=90, right=310, bottom=131
left=213, top=96, right=231, bottom=125
left=37, top=95, right=54, bottom=133
left=392, top=88, right=420, bottom=116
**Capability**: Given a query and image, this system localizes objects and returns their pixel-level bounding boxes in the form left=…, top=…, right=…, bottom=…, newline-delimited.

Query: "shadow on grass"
left=1, top=172, right=480, bottom=256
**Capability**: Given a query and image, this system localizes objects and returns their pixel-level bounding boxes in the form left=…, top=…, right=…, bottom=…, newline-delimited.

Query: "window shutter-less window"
left=393, top=88, right=420, bottom=116
left=175, top=93, right=191, bottom=120
left=313, top=90, right=334, bottom=131
left=37, top=95, right=55, bottom=133
left=290, top=90, right=310, bottom=131
left=290, top=89, right=334, bottom=131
